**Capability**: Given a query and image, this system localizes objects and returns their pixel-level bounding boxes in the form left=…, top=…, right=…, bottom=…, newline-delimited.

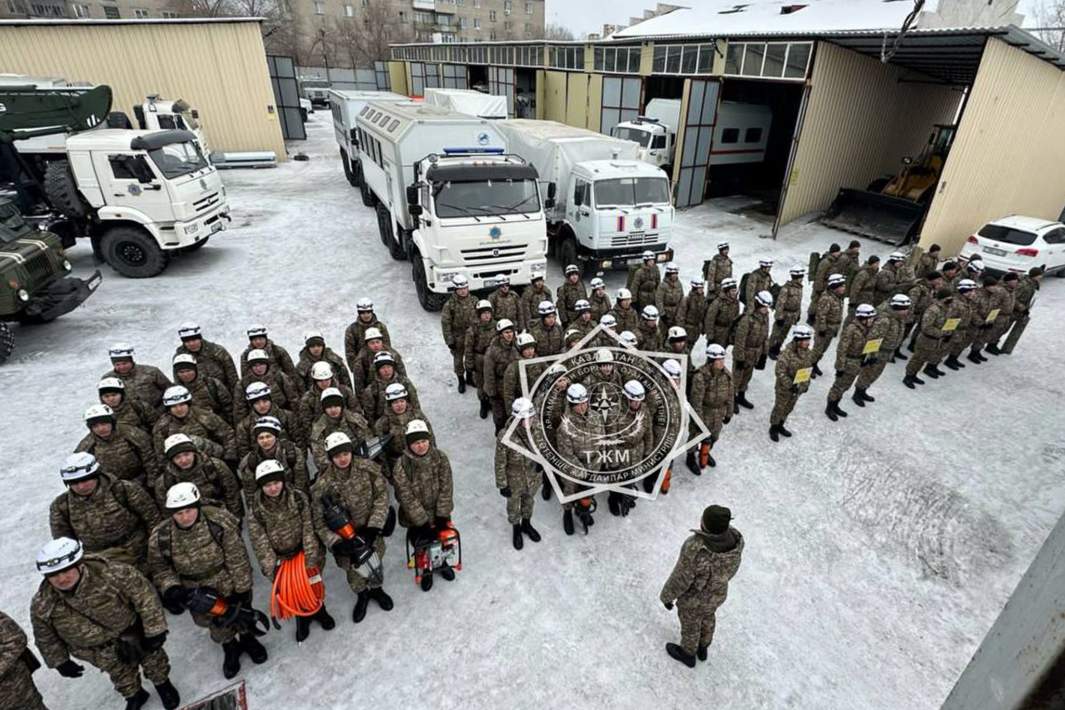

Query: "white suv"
left=960, top=215, right=1065, bottom=276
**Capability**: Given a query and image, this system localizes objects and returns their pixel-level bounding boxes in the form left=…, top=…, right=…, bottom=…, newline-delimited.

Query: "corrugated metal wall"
left=543, top=70, right=567, bottom=123
left=0, top=21, right=286, bottom=158
left=920, top=38, right=1065, bottom=254
left=778, top=41, right=961, bottom=225
left=566, top=73, right=589, bottom=128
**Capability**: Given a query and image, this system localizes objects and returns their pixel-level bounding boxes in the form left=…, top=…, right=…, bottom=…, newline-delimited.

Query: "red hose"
left=270, top=550, right=324, bottom=622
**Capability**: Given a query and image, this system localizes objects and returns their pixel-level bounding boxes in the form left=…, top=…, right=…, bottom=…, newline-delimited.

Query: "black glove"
left=332, top=537, right=360, bottom=557
left=360, top=527, right=381, bottom=546
left=662, top=600, right=674, bottom=611
left=56, top=660, right=84, bottom=678
left=434, top=516, right=451, bottom=530
left=142, top=631, right=167, bottom=652
left=861, top=356, right=876, bottom=368
left=736, top=361, right=748, bottom=370
left=20, top=648, right=41, bottom=674
left=723, top=415, right=732, bottom=425
left=817, top=330, right=828, bottom=338
left=835, top=370, right=845, bottom=378
left=161, top=586, right=190, bottom=615
left=756, top=353, right=767, bottom=370
left=790, top=384, right=799, bottom=394
left=499, top=486, right=512, bottom=498
left=227, top=589, right=252, bottom=608
left=115, top=637, right=142, bottom=665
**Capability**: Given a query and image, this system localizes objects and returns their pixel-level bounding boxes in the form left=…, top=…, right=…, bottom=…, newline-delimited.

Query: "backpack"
left=807, top=251, right=821, bottom=282
left=738, top=271, right=750, bottom=302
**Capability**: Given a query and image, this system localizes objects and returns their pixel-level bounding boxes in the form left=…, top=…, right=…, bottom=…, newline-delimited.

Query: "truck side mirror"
left=544, top=196, right=555, bottom=209
left=409, top=204, right=423, bottom=218
left=406, top=185, right=420, bottom=205
left=350, top=128, right=359, bottom=148
left=547, top=182, right=557, bottom=200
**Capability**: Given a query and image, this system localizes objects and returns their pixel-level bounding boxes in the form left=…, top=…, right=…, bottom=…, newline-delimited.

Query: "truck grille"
left=460, top=245, right=526, bottom=263
left=193, top=192, right=221, bottom=214
left=23, top=250, right=56, bottom=288
left=610, top=232, right=660, bottom=248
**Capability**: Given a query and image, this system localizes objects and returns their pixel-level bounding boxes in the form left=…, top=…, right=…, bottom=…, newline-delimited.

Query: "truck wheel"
left=359, top=170, right=375, bottom=207
left=412, top=251, right=446, bottom=312
left=340, top=150, right=354, bottom=185
left=0, top=322, right=13, bottom=365
left=101, top=226, right=169, bottom=278
left=44, top=161, right=88, bottom=219
left=350, top=160, right=363, bottom=189
left=377, top=204, right=403, bottom=260
left=559, top=237, right=578, bottom=270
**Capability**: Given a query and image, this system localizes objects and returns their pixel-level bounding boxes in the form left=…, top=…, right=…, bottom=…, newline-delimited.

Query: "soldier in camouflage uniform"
left=826, top=303, right=877, bottom=419
left=518, top=273, right=552, bottom=332
left=465, top=299, right=498, bottom=419
left=568, top=300, right=596, bottom=337
left=248, top=460, right=334, bottom=640
left=374, top=383, right=434, bottom=470
left=611, top=380, right=654, bottom=515
left=655, top=263, right=684, bottom=334
left=903, top=288, right=952, bottom=388
left=50, top=453, right=160, bottom=572
left=703, top=278, right=740, bottom=348
left=483, top=319, right=518, bottom=432
left=501, top=332, right=541, bottom=415
left=102, top=343, right=173, bottom=411
left=441, top=274, right=478, bottom=392
left=236, top=416, right=308, bottom=499
left=529, top=300, right=564, bottom=357
left=637, top=305, right=664, bottom=351
left=311, top=388, right=373, bottom=472
left=810, top=274, right=847, bottom=380
left=630, top=251, right=661, bottom=311
left=847, top=256, right=881, bottom=317
left=494, top=398, right=542, bottom=551
left=97, top=377, right=159, bottom=435
left=941, top=279, right=978, bottom=370
left=556, top=383, right=603, bottom=536
left=838, top=239, right=862, bottom=286
left=916, top=244, right=941, bottom=279
left=235, top=382, right=300, bottom=460
left=768, top=266, right=805, bottom=359
left=984, top=272, right=1018, bottom=355
left=155, top=434, right=243, bottom=520
left=0, top=609, right=46, bottom=710
left=175, top=323, right=238, bottom=395
left=488, top=275, right=520, bottom=325
left=171, top=354, right=233, bottom=425
left=234, top=349, right=302, bottom=421
left=298, top=361, right=362, bottom=447
left=77, top=404, right=161, bottom=490
left=688, top=343, right=733, bottom=475
left=675, top=277, right=708, bottom=349
left=853, top=294, right=910, bottom=404
left=33, top=537, right=180, bottom=709
left=660, top=506, right=744, bottom=668
left=588, top=277, right=612, bottom=321
left=1001, top=267, right=1042, bottom=354
left=239, top=325, right=300, bottom=389
left=296, top=331, right=351, bottom=390
left=743, top=259, right=775, bottom=308
left=806, top=243, right=842, bottom=323
left=769, top=325, right=814, bottom=441
left=702, top=242, right=732, bottom=294
left=966, top=274, right=1000, bottom=363
left=873, top=252, right=905, bottom=305
left=905, top=271, right=943, bottom=353
left=153, top=386, right=237, bottom=467
left=953, top=257, right=983, bottom=290
left=610, top=287, right=640, bottom=334
left=392, top=420, right=456, bottom=592
left=351, top=327, right=408, bottom=394
left=665, top=326, right=693, bottom=384
left=732, top=290, right=772, bottom=411
left=361, top=352, right=420, bottom=425
left=555, top=264, right=588, bottom=326
left=343, top=297, right=391, bottom=376
left=149, top=482, right=264, bottom=679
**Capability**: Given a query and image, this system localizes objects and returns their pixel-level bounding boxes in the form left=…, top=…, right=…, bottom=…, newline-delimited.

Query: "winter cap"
left=982, top=274, right=999, bottom=287
left=363, top=327, right=384, bottom=342
left=166, top=482, right=201, bottom=510
left=60, top=452, right=100, bottom=483
left=325, top=432, right=353, bottom=457
left=701, top=505, right=732, bottom=534
left=304, top=330, right=325, bottom=347
left=1003, top=272, right=1019, bottom=283
left=310, top=362, right=334, bottom=381
left=108, top=342, right=134, bottom=360
left=926, top=270, right=944, bottom=282
left=247, top=325, right=268, bottom=338
left=255, top=460, right=286, bottom=487
left=929, top=244, right=942, bottom=253
left=867, top=255, right=881, bottom=264
left=178, top=323, right=202, bottom=340
left=940, top=261, right=958, bottom=273
left=385, top=383, right=408, bottom=401
left=36, top=537, right=83, bottom=575
left=164, top=433, right=197, bottom=459
left=162, top=386, right=192, bottom=408
left=247, top=348, right=270, bottom=364
left=848, top=240, right=861, bottom=250
left=827, top=243, right=841, bottom=254
left=320, top=387, right=344, bottom=408
left=405, top=419, right=432, bottom=446
left=245, top=381, right=271, bottom=402
left=253, top=416, right=282, bottom=438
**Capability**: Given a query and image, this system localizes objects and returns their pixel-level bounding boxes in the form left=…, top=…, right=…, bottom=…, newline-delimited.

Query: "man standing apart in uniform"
left=769, top=325, right=814, bottom=441
left=441, top=275, right=477, bottom=393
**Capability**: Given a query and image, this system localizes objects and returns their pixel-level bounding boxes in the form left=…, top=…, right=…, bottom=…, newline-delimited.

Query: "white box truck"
left=356, top=101, right=548, bottom=311
left=495, top=119, right=674, bottom=272
left=423, top=88, right=508, bottom=119
left=611, top=98, right=681, bottom=170
left=328, top=89, right=408, bottom=188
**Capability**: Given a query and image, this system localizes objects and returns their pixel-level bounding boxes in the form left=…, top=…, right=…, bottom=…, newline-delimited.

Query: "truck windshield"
left=147, top=141, right=208, bottom=179
left=612, top=127, right=652, bottom=147
left=434, top=179, right=541, bottom=218
left=594, top=177, right=671, bottom=207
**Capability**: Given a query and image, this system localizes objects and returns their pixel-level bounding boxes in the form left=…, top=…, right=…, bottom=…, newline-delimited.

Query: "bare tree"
left=162, top=0, right=230, bottom=16
left=344, top=0, right=413, bottom=67
left=1031, top=0, right=1065, bottom=52
left=542, top=22, right=575, bottom=41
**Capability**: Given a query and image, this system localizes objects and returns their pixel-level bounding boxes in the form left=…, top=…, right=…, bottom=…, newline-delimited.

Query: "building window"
left=344, top=4, right=353, bottom=15
left=72, top=2, right=89, bottom=16
left=503, top=20, right=510, bottom=30
left=525, top=0, right=531, bottom=12
left=550, top=45, right=581, bottom=70
left=594, top=45, right=640, bottom=74
left=503, top=0, right=511, bottom=14
left=473, top=17, right=480, bottom=28
left=31, top=2, right=64, bottom=15
left=489, top=30, right=495, bottom=40
left=744, top=127, right=762, bottom=143
left=133, top=7, right=149, bottom=17
left=161, top=9, right=177, bottom=17
left=102, top=4, right=119, bottom=17
left=524, top=22, right=531, bottom=32
left=721, top=41, right=811, bottom=80
left=651, top=43, right=718, bottom=75
left=721, top=128, right=739, bottom=144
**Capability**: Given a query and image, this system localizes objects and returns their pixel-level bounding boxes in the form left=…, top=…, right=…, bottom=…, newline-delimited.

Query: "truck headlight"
left=530, top=260, right=546, bottom=274
left=17, top=288, right=29, bottom=302
left=62, top=259, right=72, bottom=272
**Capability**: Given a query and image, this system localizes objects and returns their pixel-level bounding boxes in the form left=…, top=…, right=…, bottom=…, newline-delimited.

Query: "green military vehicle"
left=0, top=198, right=101, bottom=363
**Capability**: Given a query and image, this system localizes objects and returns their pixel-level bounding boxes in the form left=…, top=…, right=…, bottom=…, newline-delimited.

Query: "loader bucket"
left=0, top=85, right=112, bottom=142
left=819, top=188, right=927, bottom=246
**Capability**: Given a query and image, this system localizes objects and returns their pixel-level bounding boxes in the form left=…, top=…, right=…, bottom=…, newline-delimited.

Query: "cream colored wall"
left=543, top=69, right=568, bottom=123
left=387, top=60, right=408, bottom=96
left=565, top=73, right=588, bottom=128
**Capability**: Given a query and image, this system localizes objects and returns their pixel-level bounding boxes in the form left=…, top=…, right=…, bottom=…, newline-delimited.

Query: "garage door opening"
left=643, top=76, right=685, bottom=104
left=515, top=68, right=536, bottom=118
left=467, top=65, right=488, bottom=92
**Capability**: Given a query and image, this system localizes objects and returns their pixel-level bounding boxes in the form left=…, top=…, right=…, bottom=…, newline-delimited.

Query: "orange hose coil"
left=269, top=550, right=325, bottom=621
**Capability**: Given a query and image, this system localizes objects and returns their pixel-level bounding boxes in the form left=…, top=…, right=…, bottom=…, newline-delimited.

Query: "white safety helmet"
left=373, top=351, right=396, bottom=367
left=363, top=327, right=384, bottom=342
left=172, top=353, right=197, bottom=370
left=855, top=303, right=877, bottom=318
left=496, top=318, right=515, bottom=333
left=662, top=359, right=683, bottom=379
left=705, top=343, right=727, bottom=360
left=720, top=278, right=738, bottom=291
left=617, top=287, right=632, bottom=301
left=566, top=383, right=589, bottom=405
left=512, top=397, right=534, bottom=420
left=253, top=416, right=282, bottom=436
left=967, top=260, right=985, bottom=273
left=641, top=305, right=659, bottom=320
left=255, top=459, right=286, bottom=484
left=641, top=250, right=655, bottom=261
left=385, top=383, right=408, bottom=401
left=564, top=264, right=580, bottom=275
left=304, top=330, right=325, bottom=344
left=789, top=266, right=806, bottom=277
left=84, top=403, right=115, bottom=425
left=791, top=324, right=814, bottom=341
left=599, top=313, right=617, bottom=328
left=595, top=348, right=614, bottom=364
left=310, top=362, right=334, bottom=381
left=690, top=277, right=706, bottom=289
left=759, top=259, right=774, bottom=268
left=97, top=377, right=125, bottom=394
left=476, top=299, right=493, bottom=312
left=325, top=431, right=353, bottom=455
left=957, top=279, right=977, bottom=292
left=177, top=322, right=201, bottom=340
left=623, top=380, right=646, bottom=401
left=356, top=297, right=374, bottom=313
left=564, top=328, right=583, bottom=344
left=247, top=325, right=268, bottom=338
left=60, top=452, right=100, bottom=483
left=245, top=381, right=271, bottom=401
left=163, top=433, right=197, bottom=459
left=755, top=291, right=773, bottom=307
left=590, top=277, right=605, bottom=289
left=574, top=299, right=591, bottom=313
left=320, top=386, right=344, bottom=403
left=36, top=537, right=83, bottom=575
left=246, top=348, right=270, bottom=364
left=538, top=301, right=556, bottom=316
left=717, top=241, right=730, bottom=251
left=452, top=274, right=469, bottom=288
left=665, top=262, right=679, bottom=274
left=618, top=331, right=638, bottom=348
left=516, top=332, right=537, bottom=349
left=108, top=342, right=134, bottom=360
left=165, top=481, right=201, bottom=510
left=890, top=294, right=912, bottom=309
left=405, top=419, right=432, bottom=444
left=827, top=273, right=846, bottom=288
left=888, top=251, right=906, bottom=262
left=494, top=274, right=511, bottom=286
left=668, top=326, right=687, bottom=341
left=162, top=386, right=192, bottom=408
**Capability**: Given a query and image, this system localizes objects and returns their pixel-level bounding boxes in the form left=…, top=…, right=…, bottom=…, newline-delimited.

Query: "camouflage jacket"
left=239, top=340, right=301, bottom=388
left=588, top=292, right=612, bottom=321
left=296, top=346, right=352, bottom=390
left=743, top=269, right=774, bottom=307
left=1013, top=276, right=1039, bottom=314
left=494, top=421, right=537, bottom=489
left=837, top=252, right=860, bottom=285
left=152, top=406, right=237, bottom=463
left=631, top=263, right=661, bottom=307
left=464, top=320, right=498, bottom=371
left=155, top=454, right=243, bottom=519
left=502, top=357, right=544, bottom=414
left=175, top=339, right=239, bottom=393
left=375, top=407, right=434, bottom=459
left=177, top=374, right=234, bottom=425
left=873, top=263, right=900, bottom=304
left=483, top=336, right=519, bottom=399
left=529, top=320, right=564, bottom=357
left=703, top=294, right=740, bottom=337
left=309, top=410, right=372, bottom=472
left=916, top=251, right=938, bottom=279
left=100, top=364, right=172, bottom=411
left=870, top=304, right=908, bottom=355
left=619, top=404, right=655, bottom=463
left=518, top=283, right=553, bottom=332
left=774, top=342, right=813, bottom=394
left=76, top=425, right=161, bottom=489
left=147, top=506, right=251, bottom=596
left=234, top=368, right=301, bottom=421
left=655, top=277, right=685, bottom=325
left=610, top=304, right=640, bottom=334
left=814, top=290, right=845, bottom=336
left=32, top=557, right=166, bottom=667
left=917, top=300, right=949, bottom=341
left=556, top=281, right=588, bottom=324
left=360, top=373, right=420, bottom=424
left=942, top=295, right=974, bottom=337
left=969, top=287, right=993, bottom=325
left=703, top=254, right=732, bottom=291
left=352, top=346, right=407, bottom=393
left=49, top=473, right=160, bottom=560
left=488, top=287, right=521, bottom=325
left=298, top=383, right=362, bottom=443
left=690, top=365, right=734, bottom=418
left=848, top=265, right=878, bottom=308
left=441, top=293, right=478, bottom=348
left=557, top=409, right=605, bottom=473
left=108, top=395, right=159, bottom=435
left=236, top=438, right=309, bottom=499
left=813, top=252, right=842, bottom=293
left=774, top=280, right=804, bottom=320
left=637, top=322, right=664, bottom=351
left=660, top=528, right=745, bottom=607
left=733, top=310, right=769, bottom=364
left=675, top=291, right=708, bottom=337
left=392, top=448, right=454, bottom=527
left=344, top=316, right=391, bottom=373
left=235, top=405, right=299, bottom=461
left=0, top=610, right=38, bottom=708
left=310, top=458, right=389, bottom=549
left=835, top=319, right=874, bottom=370
left=909, top=281, right=934, bottom=318
left=987, top=284, right=1014, bottom=326
left=248, top=487, right=322, bottom=577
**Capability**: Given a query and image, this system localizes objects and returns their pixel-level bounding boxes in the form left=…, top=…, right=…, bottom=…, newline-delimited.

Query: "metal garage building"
left=387, top=6, right=1065, bottom=255
left=0, top=18, right=287, bottom=159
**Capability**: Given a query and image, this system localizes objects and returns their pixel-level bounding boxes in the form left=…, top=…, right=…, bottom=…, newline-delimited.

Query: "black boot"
left=314, top=605, right=336, bottom=629
left=563, top=509, right=574, bottom=536
left=521, top=519, right=541, bottom=543
left=735, top=391, right=754, bottom=409
left=124, top=688, right=150, bottom=710
left=222, top=641, right=242, bottom=679
left=943, top=355, right=963, bottom=370
left=967, top=346, right=984, bottom=363
left=769, top=424, right=780, bottom=442
left=985, top=343, right=1002, bottom=355
left=512, top=524, right=524, bottom=550
left=686, top=450, right=701, bottom=476
left=479, top=398, right=490, bottom=419
left=859, top=388, right=875, bottom=403
left=768, top=344, right=781, bottom=360
left=922, top=364, right=940, bottom=379
left=697, top=645, right=708, bottom=662
left=929, top=364, right=947, bottom=377
left=834, top=400, right=848, bottom=418
left=778, top=422, right=792, bottom=437
left=240, top=634, right=268, bottom=664
left=440, top=566, right=456, bottom=581
left=420, top=572, right=434, bottom=592
left=893, top=347, right=907, bottom=361
left=368, top=587, right=393, bottom=611
left=154, top=681, right=180, bottom=710
left=296, top=615, right=312, bottom=642
left=904, top=372, right=925, bottom=388
left=457, top=374, right=466, bottom=394
left=665, top=643, right=697, bottom=668
left=706, top=450, right=717, bottom=467
left=465, top=369, right=476, bottom=386
left=541, top=470, right=552, bottom=500
left=607, top=492, right=622, bottom=517
left=825, top=400, right=838, bottom=422
left=352, top=590, right=370, bottom=623
left=812, top=363, right=823, bottom=378
left=733, top=401, right=739, bottom=415
left=851, top=389, right=865, bottom=407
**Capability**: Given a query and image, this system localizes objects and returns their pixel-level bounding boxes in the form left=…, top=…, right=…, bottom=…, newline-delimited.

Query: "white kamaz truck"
left=611, top=98, right=681, bottom=170
left=496, top=119, right=674, bottom=272
left=328, top=89, right=407, bottom=188
left=356, top=101, right=548, bottom=311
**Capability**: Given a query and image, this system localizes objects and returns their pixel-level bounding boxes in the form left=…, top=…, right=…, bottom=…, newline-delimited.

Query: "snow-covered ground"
left=2, top=114, right=1063, bottom=710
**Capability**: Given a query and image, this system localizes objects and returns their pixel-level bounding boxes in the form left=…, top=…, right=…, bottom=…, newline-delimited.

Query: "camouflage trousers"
left=192, top=610, right=239, bottom=644
left=905, top=335, right=944, bottom=376
left=969, top=323, right=996, bottom=350
left=449, top=336, right=468, bottom=379
left=805, top=290, right=823, bottom=322
left=676, top=599, right=719, bottom=656
left=733, top=362, right=755, bottom=395
left=811, top=331, right=836, bottom=367
left=0, top=659, right=47, bottom=710
left=947, top=329, right=974, bottom=359
left=338, top=536, right=387, bottom=593
left=706, top=325, right=731, bottom=348
left=828, top=359, right=861, bottom=400
left=503, top=468, right=539, bottom=524
left=561, top=479, right=594, bottom=512
left=490, top=396, right=507, bottom=433
left=987, top=317, right=1012, bottom=346
left=73, top=643, right=170, bottom=698
left=1001, top=315, right=1030, bottom=354
left=768, top=313, right=800, bottom=351
left=695, top=406, right=729, bottom=440
left=770, top=387, right=801, bottom=426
